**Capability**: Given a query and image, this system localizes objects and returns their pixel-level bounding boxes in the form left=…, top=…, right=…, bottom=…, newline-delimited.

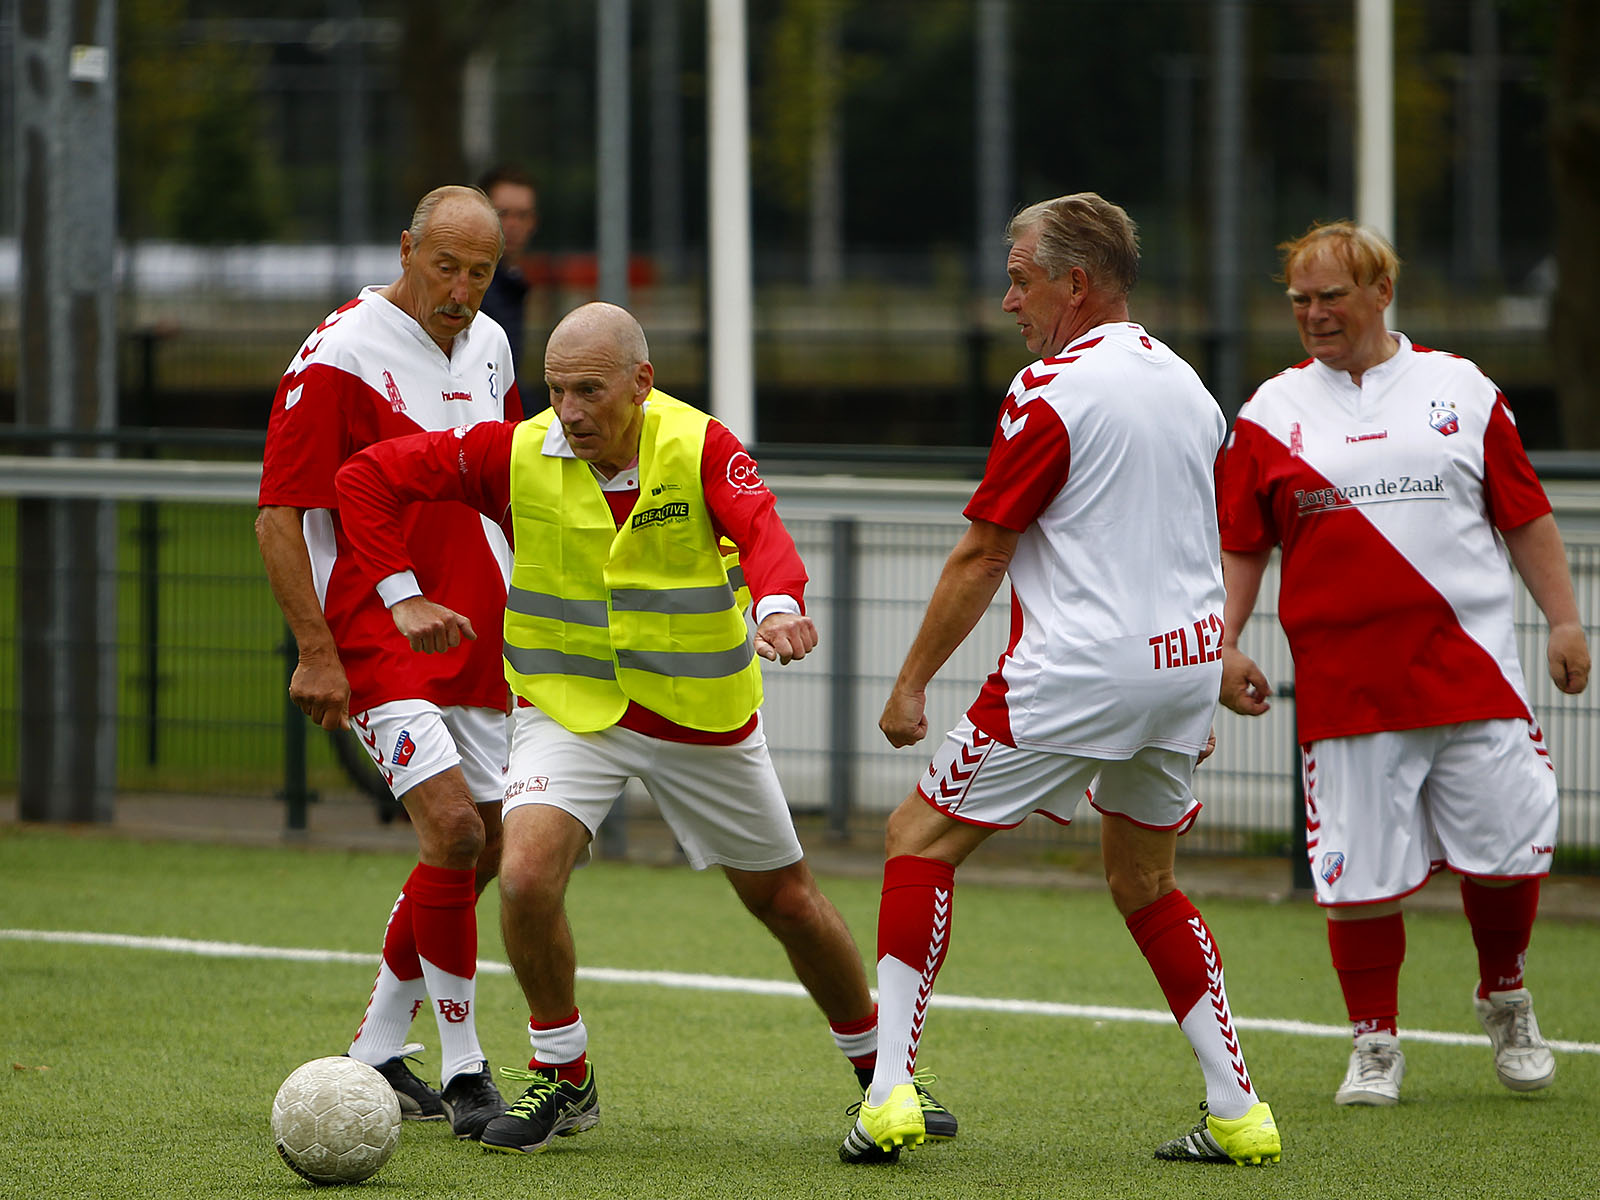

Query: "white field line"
left=5, top=927, right=1599, bottom=1056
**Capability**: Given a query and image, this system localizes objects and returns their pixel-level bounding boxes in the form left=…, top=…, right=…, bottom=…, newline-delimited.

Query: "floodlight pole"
left=707, top=0, right=755, bottom=444
left=13, top=2, right=119, bottom=822
left=597, top=0, right=630, bottom=307
left=1356, top=0, right=1396, bottom=319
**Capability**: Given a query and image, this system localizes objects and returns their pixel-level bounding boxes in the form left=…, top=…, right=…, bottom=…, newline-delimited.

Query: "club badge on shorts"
left=1320, top=851, right=1346, bottom=885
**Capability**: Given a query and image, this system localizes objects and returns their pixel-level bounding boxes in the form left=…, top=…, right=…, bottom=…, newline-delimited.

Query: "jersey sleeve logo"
left=284, top=382, right=304, bottom=410
left=999, top=407, right=1029, bottom=441
left=726, top=451, right=763, bottom=491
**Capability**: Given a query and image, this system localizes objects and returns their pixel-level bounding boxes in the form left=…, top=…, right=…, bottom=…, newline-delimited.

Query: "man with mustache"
left=256, top=184, right=518, bottom=1141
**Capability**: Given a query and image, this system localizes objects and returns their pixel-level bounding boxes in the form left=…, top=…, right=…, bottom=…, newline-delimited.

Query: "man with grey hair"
left=257, top=183, right=517, bottom=1140
left=839, top=193, right=1281, bottom=1167
left=333, top=300, right=955, bottom=1156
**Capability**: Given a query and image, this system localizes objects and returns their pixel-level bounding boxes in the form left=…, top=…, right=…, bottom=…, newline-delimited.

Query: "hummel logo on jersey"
left=284, top=383, right=304, bottom=410
left=999, top=409, right=1028, bottom=441
left=383, top=370, right=407, bottom=413
left=442, top=390, right=473, bottom=403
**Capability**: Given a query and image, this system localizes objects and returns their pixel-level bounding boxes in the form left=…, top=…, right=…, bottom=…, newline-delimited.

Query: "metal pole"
left=597, top=0, right=631, bottom=306
left=649, top=0, right=684, bottom=282
left=1356, top=0, right=1395, bottom=326
left=1281, top=682, right=1313, bottom=894
left=827, top=518, right=858, bottom=841
left=970, top=0, right=1011, bottom=439
left=335, top=0, right=368, bottom=296
left=707, top=0, right=755, bottom=441
left=15, top=0, right=119, bottom=823
left=281, top=627, right=311, bottom=832
left=1208, top=0, right=1246, bottom=416
left=138, top=328, right=160, bottom=766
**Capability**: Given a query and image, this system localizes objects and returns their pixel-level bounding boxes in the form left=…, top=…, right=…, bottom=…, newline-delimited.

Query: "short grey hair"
left=407, top=184, right=505, bottom=260
left=1007, top=193, right=1140, bottom=294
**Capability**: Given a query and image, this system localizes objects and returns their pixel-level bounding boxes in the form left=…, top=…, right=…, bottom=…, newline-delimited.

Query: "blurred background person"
left=476, top=164, right=539, bottom=381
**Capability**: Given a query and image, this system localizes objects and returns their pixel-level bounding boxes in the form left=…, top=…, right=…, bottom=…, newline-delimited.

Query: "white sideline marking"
left=5, top=927, right=1599, bottom=1056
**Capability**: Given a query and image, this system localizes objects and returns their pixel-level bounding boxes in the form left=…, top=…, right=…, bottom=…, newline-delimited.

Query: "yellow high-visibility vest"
left=504, top=390, right=762, bottom=733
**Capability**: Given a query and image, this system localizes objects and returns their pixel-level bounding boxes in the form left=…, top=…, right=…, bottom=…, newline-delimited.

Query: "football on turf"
left=271, top=1056, right=401, bottom=1185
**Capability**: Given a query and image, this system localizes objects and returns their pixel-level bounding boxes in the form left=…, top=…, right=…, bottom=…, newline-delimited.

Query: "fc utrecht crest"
left=1319, top=851, right=1345, bottom=885
left=1428, top=399, right=1459, bottom=436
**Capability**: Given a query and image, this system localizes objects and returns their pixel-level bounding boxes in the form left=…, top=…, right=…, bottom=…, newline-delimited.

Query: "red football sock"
left=1327, top=911, right=1404, bottom=1036
left=1125, top=890, right=1256, bottom=1117
left=870, top=855, right=956, bottom=1102
left=1461, top=877, right=1539, bottom=998
left=407, top=862, right=485, bottom=1085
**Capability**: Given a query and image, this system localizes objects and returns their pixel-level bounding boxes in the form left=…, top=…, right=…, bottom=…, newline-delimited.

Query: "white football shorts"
left=1302, top=717, right=1558, bottom=907
left=502, top=707, right=804, bottom=872
left=350, top=699, right=509, bottom=806
left=916, top=716, right=1203, bottom=832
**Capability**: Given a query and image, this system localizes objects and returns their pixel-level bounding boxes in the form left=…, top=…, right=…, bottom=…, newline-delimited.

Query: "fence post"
left=1281, top=682, right=1314, bottom=894
left=280, top=626, right=312, bottom=832
left=827, top=517, right=858, bottom=840
left=135, top=328, right=162, bottom=765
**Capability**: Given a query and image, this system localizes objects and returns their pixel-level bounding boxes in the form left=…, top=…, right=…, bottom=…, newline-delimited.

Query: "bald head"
left=547, top=302, right=650, bottom=368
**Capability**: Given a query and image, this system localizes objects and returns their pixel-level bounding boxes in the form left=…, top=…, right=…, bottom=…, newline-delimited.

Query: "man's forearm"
left=894, top=535, right=1010, bottom=694
left=255, top=505, right=339, bottom=657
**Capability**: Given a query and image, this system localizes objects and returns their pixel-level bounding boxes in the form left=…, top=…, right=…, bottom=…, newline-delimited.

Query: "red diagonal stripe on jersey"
left=1232, top=421, right=1530, bottom=738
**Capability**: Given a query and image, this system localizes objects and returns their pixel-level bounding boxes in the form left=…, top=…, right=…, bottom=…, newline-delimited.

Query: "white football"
left=271, top=1056, right=401, bottom=1185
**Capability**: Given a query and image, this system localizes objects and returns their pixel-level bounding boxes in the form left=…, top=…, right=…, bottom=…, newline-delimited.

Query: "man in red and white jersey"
left=256, top=184, right=519, bottom=1139
left=1216, top=220, right=1590, bottom=1106
left=839, top=194, right=1280, bottom=1169
left=332, top=302, right=947, bottom=1156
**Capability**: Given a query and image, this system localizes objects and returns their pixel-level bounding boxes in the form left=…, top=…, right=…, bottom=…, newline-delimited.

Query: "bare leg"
left=724, top=859, right=874, bottom=1023
left=497, top=803, right=591, bottom=1023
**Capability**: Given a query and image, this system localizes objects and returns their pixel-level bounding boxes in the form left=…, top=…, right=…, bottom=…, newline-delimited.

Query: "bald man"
left=257, top=185, right=518, bottom=1140
left=334, top=302, right=956, bottom=1156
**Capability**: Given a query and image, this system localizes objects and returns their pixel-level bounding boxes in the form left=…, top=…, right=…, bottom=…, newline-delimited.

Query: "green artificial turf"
left=2, top=827, right=1597, bottom=1199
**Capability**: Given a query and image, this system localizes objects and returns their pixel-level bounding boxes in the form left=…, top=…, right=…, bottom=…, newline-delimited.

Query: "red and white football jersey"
left=1216, top=333, right=1551, bottom=741
left=258, top=288, right=523, bottom=712
left=964, top=322, right=1226, bottom=758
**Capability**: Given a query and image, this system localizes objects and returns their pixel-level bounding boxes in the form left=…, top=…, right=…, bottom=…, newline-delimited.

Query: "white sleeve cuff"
left=376, top=571, right=423, bottom=608
left=754, top=594, right=801, bottom=624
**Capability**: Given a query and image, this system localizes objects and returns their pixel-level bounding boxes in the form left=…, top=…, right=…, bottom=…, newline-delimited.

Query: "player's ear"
left=633, top=360, right=654, bottom=401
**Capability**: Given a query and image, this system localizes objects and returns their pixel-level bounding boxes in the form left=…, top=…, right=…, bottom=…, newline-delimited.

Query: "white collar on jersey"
left=361, top=285, right=480, bottom=359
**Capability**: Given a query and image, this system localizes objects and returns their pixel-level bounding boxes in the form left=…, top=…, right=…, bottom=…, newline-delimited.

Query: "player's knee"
left=418, top=803, right=486, bottom=870
left=742, top=870, right=823, bottom=934
left=497, top=853, right=568, bottom=919
left=1103, top=861, right=1172, bottom=916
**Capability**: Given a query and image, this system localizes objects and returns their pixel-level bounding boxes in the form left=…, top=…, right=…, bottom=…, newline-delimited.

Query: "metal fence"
left=3, top=458, right=1599, bottom=872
